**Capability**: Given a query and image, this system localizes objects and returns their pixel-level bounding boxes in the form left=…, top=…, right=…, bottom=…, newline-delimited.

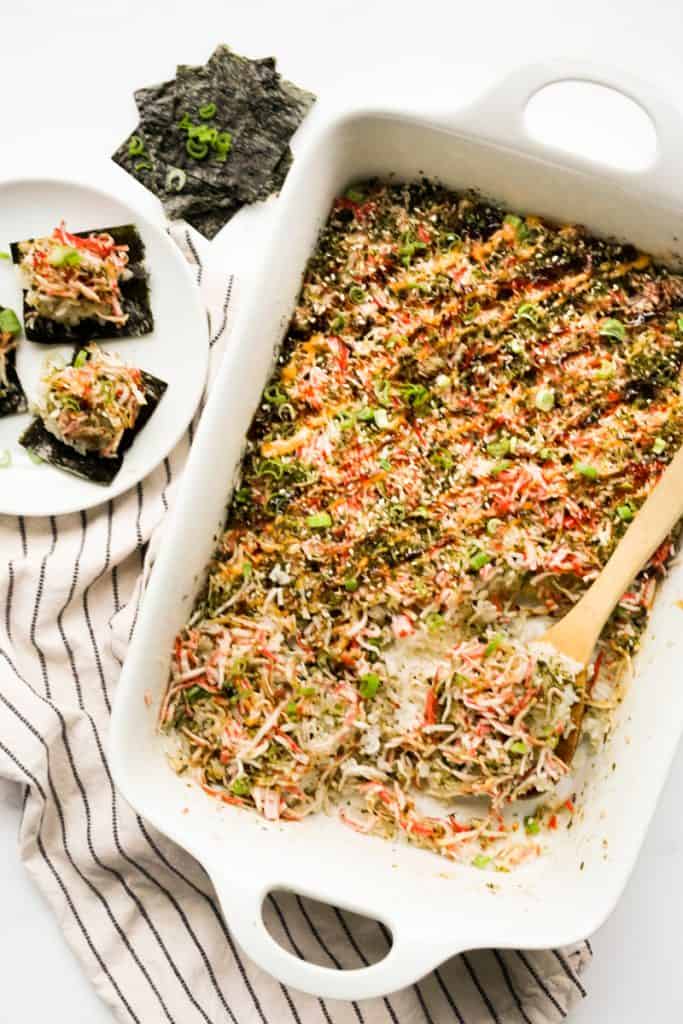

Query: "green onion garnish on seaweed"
left=128, top=135, right=145, bottom=157
left=111, top=44, right=315, bottom=238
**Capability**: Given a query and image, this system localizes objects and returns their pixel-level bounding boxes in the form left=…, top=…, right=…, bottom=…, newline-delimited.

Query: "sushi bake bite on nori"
left=0, top=307, right=26, bottom=417
left=19, top=343, right=167, bottom=485
left=11, top=223, right=153, bottom=344
left=112, top=45, right=315, bottom=238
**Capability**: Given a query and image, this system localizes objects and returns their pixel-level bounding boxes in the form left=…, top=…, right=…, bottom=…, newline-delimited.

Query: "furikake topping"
left=161, top=181, right=683, bottom=868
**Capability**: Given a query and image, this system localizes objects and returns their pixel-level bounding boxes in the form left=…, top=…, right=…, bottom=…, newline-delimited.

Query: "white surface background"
left=2, top=0, right=683, bottom=1020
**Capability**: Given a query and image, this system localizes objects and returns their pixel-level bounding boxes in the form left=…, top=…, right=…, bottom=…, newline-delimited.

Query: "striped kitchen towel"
left=0, top=231, right=591, bottom=1024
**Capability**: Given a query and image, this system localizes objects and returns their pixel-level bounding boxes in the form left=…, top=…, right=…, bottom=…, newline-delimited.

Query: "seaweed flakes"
left=19, top=367, right=167, bottom=486
left=112, top=45, right=315, bottom=239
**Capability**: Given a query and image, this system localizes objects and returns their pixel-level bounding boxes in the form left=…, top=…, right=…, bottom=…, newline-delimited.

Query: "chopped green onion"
left=510, top=741, right=528, bottom=754
left=189, top=124, right=218, bottom=144
left=27, top=450, right=44, bottom=465
left=73, top=349, right=89, bottom=368
left=359, top=672, right=381, bottom=699
left=469, top=550, right=490, bottom=571
left=472, top=854, right=491, bottom=869
left=330, top=314, right=346, bottom=332
left=373, top=408, right=389, bottom=429
left=306, top=511, right=332, bottom=528
left=599, top=318, right=626, bottom=341
left=431, top=450, right=453, bottom=470
left=0, top=450, right=11, bottom=468
left=504, top=214, right=522, bottom=228
left=595, top=360, right=615, bottom=380
left=653, top=436, right=667, bottom=454
left=186, top=138, right=209, bottom=160
left=486, top=437, right=510, bottom=458
left=425, top=612, right=446, bottom=632
left=490, top=459, right=512, bottom=474
left=379, top=457, right=391, bottom=471
left=48, top=246, right=81, bottom=269
left=231, top=776, right=250, bottom=796
left=677, top=316, right=683, bottom=333
left=345, top=188, right=365, bottom=203
left=214, top=132, right=232, bottom=160
left=242, top=562, right=253, bottom=578
left=0, top=251, right=10, bottom=260
left=344, top=577, right=358, bottom=592
left=165, top=167, right=187, bottom=192
left=285, top=700, right=299, bottom=718
left=264, top=384, right=287, bottom=405
left=134, top=159, right=152, bottom=172
left=484, top=634, right=502, bottom=657
left=185, top=685, right=205, bottom=702
left=575, top=462, right=598, bottom=480
left=524, top=815, right=540, bottom=835
left=128, top=135, right=145, bottom=157
left=0, top=308, right=21, bottom=334
left=486, top=517, right=502, bottom=535
left=198, top=102, right=217, bottom=120
left=516, top=302, right=539, bottom=324
left=349, top=285, right=366, bottom=303
left=178, top=112, right=192, bottom=130
left=535, top=387, right=555, bottom=412
left=616, top=504, right=634, bottom=522
left=298, top=686, right=317, bottom=697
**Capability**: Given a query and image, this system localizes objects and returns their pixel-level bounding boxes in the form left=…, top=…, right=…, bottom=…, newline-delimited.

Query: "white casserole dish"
left=110, top=61, right=683, bottom=1000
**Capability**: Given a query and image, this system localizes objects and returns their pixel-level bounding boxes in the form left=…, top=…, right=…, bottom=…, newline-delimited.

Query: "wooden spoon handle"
left=543, top=443, right=683, bottom=666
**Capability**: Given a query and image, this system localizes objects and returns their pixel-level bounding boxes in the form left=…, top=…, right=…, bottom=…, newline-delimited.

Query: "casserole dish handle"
left=212, top=875, right=455, bottom=1000
left=446, top=60, right=683, bottom=203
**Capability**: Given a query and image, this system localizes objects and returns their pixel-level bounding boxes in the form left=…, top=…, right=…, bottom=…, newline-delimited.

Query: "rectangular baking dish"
left=110, top=61, right=683, bottom=1000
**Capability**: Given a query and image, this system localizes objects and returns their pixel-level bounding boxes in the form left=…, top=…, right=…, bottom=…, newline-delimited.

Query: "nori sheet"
left=112, top=45, right=315, bottom=239
left=19, top=364, right=167, bottom=486
left=10, top=224, right=154, bottom=344
left=0, top=311, right=27, bottom=417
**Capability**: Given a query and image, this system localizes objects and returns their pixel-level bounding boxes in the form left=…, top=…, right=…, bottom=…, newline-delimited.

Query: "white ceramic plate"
left=0, top=177, right=208, bottom=517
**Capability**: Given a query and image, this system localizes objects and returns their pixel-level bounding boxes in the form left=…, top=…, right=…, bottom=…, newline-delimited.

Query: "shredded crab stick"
left=38, top=344, right=147, bottom=458
left=162, top=181, right=683, bottom=868
left=18, top=222, right=132, bottom=327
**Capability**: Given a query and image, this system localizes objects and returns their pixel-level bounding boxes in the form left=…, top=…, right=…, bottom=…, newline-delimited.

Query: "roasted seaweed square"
left=112, top=46, right=314, bottom=239
left=10, top=224, right=154, bottom=344
left=19, top=357, right=167, bottom=486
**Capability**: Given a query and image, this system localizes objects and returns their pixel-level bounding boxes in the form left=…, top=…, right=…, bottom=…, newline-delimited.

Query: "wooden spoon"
left=543, top=443, right=683, bottom=766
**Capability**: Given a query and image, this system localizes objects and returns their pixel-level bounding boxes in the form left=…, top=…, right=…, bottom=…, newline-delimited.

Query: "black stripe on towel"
left=515, top=951, right=566, bottom=1019
left=493, top=951, right=533, bottom=1024
left=462, top=953, right=501, bottom=1024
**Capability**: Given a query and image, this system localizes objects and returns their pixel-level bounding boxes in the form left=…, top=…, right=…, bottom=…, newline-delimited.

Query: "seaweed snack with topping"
left=11, top=222, right=153, bottom=344
left=20, top=343, right=166, bottom=484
